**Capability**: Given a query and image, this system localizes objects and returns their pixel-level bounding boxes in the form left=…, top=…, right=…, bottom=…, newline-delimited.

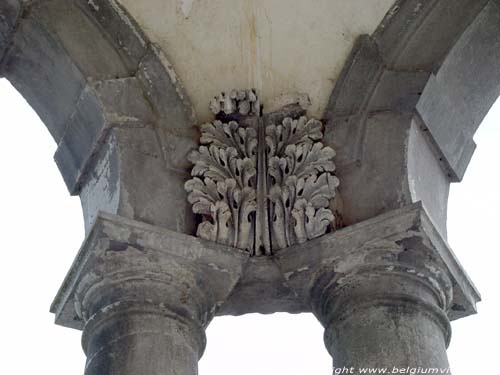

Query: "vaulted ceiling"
left=118, top=0, right=395, bottom=121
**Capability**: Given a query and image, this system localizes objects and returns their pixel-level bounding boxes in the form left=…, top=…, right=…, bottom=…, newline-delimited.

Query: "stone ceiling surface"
left=118, top=0, right=395, bottom=122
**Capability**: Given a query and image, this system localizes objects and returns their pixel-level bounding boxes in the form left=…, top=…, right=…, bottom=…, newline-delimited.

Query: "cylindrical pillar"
left=82, top=302, right=205, bottom=375
left=74, top=252, right=211, bottom=375
left=313, top=248, right=453, bottom=374
left=50, top=213, right=248, bottom=375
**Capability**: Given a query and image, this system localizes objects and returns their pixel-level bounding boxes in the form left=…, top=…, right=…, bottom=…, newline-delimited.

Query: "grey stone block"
left=32, top=0, right=131, bottom=80
left=137, top=44, right=198, bottom=171
left=373, top=0, right=489, bottom=68
left=3, top=18, right=86, bottom=141
left=2, top=0, right=145, bottom=142
left=54, top=78, right=155, bottom=194
left=325, top=35, right=384, bottom=120
left=276, top=202, right=480, bottom=321
left=76, top=123, right=196, bottom=234
left=417, top=1, right=500, bottom=180
left=51, top=211, right=249, bottom=330
left=75, top=0, right=149, bottom=71
left=0, top=0, right=21, bottom=63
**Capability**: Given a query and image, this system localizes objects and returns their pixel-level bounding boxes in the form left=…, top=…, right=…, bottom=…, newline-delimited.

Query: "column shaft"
left=326, top=297, right=451, bottom=374
left=313, top=253, right=453, bottom=375
left=82, top=303, right=204, bottom=375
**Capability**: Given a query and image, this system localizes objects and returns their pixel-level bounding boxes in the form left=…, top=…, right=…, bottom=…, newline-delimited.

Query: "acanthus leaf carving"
left=185, top=90, right=340, bottom=255
left=185, top=116, right=257, bottom=251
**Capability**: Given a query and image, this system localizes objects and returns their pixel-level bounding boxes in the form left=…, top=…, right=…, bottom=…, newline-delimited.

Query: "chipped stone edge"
left=50, top=211, right=249, bottom=330
left=274, top=202, right=480, bottom=321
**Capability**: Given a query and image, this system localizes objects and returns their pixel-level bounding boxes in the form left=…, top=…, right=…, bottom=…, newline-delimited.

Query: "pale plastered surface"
left=119, top=0, right=395, bottom=122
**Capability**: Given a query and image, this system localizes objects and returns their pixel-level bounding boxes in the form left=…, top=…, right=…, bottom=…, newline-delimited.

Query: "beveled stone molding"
left=415, top=0, right=500, bottom=180
left=51, top=212, right=249, bottom=331
left=313, top=247, right=454, bottom=354
left=52, top=203, right=479, bottom=321
left=273, top=202, right=480, bottom=321
left=54, top=77, right=155, bottom=194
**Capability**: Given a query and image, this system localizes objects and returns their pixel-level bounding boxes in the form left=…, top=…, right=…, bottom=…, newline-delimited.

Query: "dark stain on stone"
left=106, top=240, right=129, bottom=252
left=451, top=303, right=466, bottom=312
left=128, top=232, right=145, bottom=252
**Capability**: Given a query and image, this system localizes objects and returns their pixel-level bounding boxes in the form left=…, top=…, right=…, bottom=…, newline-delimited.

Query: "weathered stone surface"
left=323, top=0, right=500, bottom=238
left=417, top=0, right=500, bottom=180
left=52, top=212, right=248, bottom=329
left=52, top=203, right=479, bottom=372
left=186, top=96, right=339, bottom=255
left=1, top=0, right=198, bottom=199
left=54, top=77, right=155, bottom=194
left=322, top=272, right=452, bottom=373
left=275, top=202, right=479, bottom=321
left=3, top=17, right=87, bottom=141
left=32, top=0, right=132, bottom=80
left=0, top=0, right=21, bottom=63
left=373, top=0, right=489, bottom=68
left=1, top=0, right=202, bottom=238
left=55, top=204, right=478, bottom=324
left=77, top=125, right=195, bottom=234
left=304, top=213, right=455, bottom=372
left=217, top=256, right=307, bottom=315
left=76, top=0, right=149, bottom=70
left=52, top=212, right=248, bottom=374
left=2, top=0, right=133, bottom=141
left=1, top=0, right=495, bottom=373
left=137, top=44, right=198, bottom=171
left=83, top=305, right=203, bottom=375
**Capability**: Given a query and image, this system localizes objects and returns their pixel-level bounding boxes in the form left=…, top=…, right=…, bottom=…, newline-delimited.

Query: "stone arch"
left=0, top=0, right=197, bottom=233
left=324, top=0, right=500, bottom=236
left=0, top=1, right=497, bottom=373
left=2, top=0, right=498, bottom=239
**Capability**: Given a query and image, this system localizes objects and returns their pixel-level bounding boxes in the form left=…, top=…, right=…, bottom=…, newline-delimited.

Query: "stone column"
left=74, top=242, right=208, bottom=375
left=81, top=302, right=204, bottom=375
left=313, top=244, right=453, bottom=374
left=51, top=212, right=248, bottom=375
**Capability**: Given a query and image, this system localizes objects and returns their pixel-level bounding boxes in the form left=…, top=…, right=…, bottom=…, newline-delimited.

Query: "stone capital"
left=51, top=212, right=250, bottom=374
left=275, top=202, right=480, bottom=322
left=51, top=212, right=249, bottom=338
left=313, top=249, right=454, bottom=351
left=273, top=203, right=480, bottom=371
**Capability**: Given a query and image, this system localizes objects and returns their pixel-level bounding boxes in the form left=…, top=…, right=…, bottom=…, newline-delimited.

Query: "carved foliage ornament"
left=185, top=90, right=339, bottom=256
